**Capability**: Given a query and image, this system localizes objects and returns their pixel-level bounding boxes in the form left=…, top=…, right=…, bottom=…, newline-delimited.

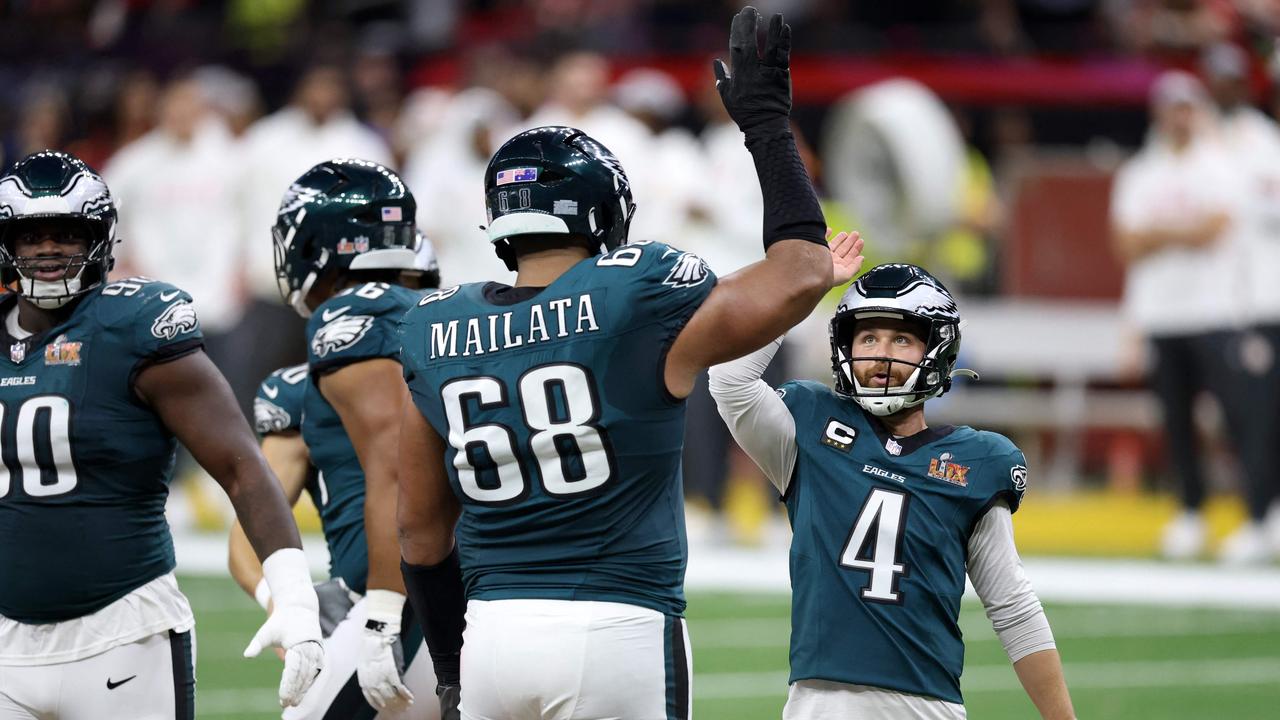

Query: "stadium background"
left=3, top=1, right=1279, bottom=718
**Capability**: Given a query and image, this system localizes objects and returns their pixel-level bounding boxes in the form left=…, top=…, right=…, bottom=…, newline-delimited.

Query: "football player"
left=708, top=263, right=1076, bottom=719
left=265, top=159, right=441, bottom=718
left=395, top=8, right=861, bottom=720
left=0, top=151, right=324, bottom=719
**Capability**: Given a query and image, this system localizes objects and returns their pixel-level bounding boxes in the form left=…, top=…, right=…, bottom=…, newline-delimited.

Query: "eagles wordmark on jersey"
left=780, top=382, right=1026, bottom=705
left=0, top=277, right=203, bottom=622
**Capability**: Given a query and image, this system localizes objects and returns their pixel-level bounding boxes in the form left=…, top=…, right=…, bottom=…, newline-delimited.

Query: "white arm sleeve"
left=967, top=501, right=1057, bottom=663
left=707, top=338, right=798, bottom=495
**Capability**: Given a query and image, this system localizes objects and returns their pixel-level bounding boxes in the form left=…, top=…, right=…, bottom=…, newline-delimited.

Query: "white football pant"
left=459, top=599, right=691, bottom=720
left=0, top=629, right=194, bottom=720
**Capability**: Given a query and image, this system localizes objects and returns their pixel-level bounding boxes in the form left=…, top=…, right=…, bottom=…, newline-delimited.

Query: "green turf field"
left=182, top=575, right=1280, bottom=719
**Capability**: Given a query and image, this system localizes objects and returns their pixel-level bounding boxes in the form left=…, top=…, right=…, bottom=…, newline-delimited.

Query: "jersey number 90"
left=441, top=363, right=616, bottom=505
left=0, top=396, right=77, bottom=499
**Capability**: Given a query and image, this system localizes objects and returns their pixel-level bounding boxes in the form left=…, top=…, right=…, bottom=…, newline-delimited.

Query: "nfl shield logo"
left=10, top=342, right=25, bottom=363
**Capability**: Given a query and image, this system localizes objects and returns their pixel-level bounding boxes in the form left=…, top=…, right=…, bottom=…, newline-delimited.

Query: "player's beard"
left=852, top=358, right=917, bottom=391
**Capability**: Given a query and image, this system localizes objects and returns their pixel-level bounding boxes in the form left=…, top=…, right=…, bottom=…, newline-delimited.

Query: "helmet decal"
left=272, top=159, right=418, bottom=318
left=484, top=126, right=636, bottom=270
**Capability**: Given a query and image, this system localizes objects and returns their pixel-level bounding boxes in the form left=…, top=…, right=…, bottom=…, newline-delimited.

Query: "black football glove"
left=712, top=6, right=793, bottom=134
left=436, top=683, right=461, bottom=720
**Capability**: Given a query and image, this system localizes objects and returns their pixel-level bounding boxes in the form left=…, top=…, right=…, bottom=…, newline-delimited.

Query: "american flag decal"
left=496, top=167, right=538, bottom=186
left=381, top=206, right=403, bottom=222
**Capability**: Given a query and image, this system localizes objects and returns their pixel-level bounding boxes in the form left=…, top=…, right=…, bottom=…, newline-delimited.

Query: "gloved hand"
left=712, top=6, right=793, bottom=133
left=357, top=590, right=415, bottom=710
left=243, top=549, right=325, bottom=707
left=437, top=683, right=461, bottom=720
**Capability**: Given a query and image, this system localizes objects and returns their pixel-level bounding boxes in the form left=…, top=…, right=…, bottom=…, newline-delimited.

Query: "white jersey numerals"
left=441, top=363, right=614, bottom=504
left=0, top=395, right=77, bottom=499
left=840, top=488, right=909, bottom=604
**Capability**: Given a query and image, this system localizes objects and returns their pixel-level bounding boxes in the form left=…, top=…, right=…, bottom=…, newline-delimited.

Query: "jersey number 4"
left=442, top=363, right=616, bottom=504
left=0, top=396, right=77, bottom=499
left=840, top=488, right=909, bottom=604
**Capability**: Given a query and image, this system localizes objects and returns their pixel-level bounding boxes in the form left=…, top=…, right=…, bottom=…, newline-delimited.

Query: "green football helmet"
left=484, top=126, right=635, bottom=270
left=0, top=151, right=117, bottom=309
left=273, top=158, right=417, bottom=317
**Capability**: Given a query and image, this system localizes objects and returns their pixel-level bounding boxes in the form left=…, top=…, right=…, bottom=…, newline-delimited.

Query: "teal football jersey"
left=399, top=241, right=716, bottom=616
left=0, top=278, right=204, bottom=623
left=303, top=282, right=422, bottom=594
left=253, top=364, right=308, bottom=435
left=778, top=380, right=1026, bottom=704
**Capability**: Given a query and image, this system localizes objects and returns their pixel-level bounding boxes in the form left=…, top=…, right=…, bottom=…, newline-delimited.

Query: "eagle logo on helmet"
left=150, top=300, right=199, bottom=340
left=277, top=183, right=323, bottom=219
left=312, top=315, right=375, bottom=357
left=253, top=398, right=292, bottom=434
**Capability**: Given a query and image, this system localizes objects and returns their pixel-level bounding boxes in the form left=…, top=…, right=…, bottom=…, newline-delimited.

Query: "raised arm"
left=708, top=231, right=863, bottom=493
left=967, top=502, right=1075, bottom=720
left=665, top=7, right=835, bottom=398
left=135, top=351, right=323, bottom=708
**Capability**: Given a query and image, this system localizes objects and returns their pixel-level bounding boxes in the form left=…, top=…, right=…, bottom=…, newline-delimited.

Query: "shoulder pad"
left=415, top=284, right=463, bottom=308
left=596, top=241, right=711, bottom=286
left=971, top=429, right=1020, bottom=459
left=96, top=277, right=198, bottom=336
left=254, top=364, right=308, bottom=435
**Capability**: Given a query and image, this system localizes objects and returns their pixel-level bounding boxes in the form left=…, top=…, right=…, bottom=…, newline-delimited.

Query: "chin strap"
left=949, top=368, right=980, bottom=381
left=18, top=267, right=86, bottom=309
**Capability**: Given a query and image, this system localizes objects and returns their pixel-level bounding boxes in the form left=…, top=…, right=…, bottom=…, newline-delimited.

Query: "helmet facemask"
left=0, top=216, right=114, bottom=309
left=831, top=310, right=958, bottom=417
left=0, top=151, right=119, bottom=309
left=271, top=160, right=418, bottom=318
left=829, top=263, right=970, bottom=416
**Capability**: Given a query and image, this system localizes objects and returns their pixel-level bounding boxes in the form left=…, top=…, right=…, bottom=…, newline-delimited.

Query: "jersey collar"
left=859, top=405, right=957, bottom=457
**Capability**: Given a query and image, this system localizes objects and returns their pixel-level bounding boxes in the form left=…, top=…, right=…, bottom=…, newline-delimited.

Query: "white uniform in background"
left=105, top=118, right=248, bottom=334
left=403, top=88, right=518, bottom=286
left=1111, top=137, right=1244, bottom=337
left=238, top=108, right=392, bottom=302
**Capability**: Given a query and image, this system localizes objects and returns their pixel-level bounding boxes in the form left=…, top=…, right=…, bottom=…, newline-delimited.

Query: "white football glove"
left=357, top=589, right=415, bottom=710
left=243, top=548, right=325, bottom=707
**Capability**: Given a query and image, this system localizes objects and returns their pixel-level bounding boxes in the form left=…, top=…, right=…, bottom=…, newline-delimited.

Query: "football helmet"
left=830, top=263, right=973, bottom=416
left=0, top=151, right=117, bottom=309
left=484, top=126, right=635, bottom=270
left=273, top=159, right=417, bottom=317
left=402, top=230, right=441, bottom=290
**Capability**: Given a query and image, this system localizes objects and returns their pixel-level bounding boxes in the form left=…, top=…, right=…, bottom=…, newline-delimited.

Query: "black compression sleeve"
left=401, top=552, right=466, bottom=686
left=744, top=119, right=827, bottom=250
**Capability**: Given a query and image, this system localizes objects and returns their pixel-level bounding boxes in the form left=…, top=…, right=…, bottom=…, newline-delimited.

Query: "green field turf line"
left=691, top=657, right=1280, bottom=699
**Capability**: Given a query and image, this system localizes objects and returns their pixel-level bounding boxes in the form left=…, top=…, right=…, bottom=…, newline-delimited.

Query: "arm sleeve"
left=707, top=338, right=798, bottom=495
left=966, top=501, right=1056, bottom=664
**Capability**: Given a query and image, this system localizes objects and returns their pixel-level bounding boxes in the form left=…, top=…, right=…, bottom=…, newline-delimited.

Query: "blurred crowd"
left=5, top=0, right=1280, bottom=554
left=1111, top=43, right=1280, bottom=563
